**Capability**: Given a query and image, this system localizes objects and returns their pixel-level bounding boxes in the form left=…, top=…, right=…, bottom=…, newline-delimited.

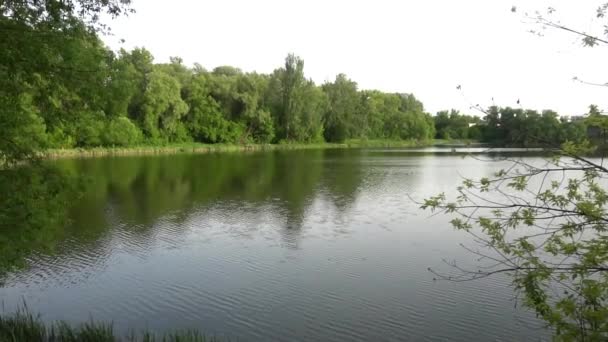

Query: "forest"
left=1, top=10, right=596, bottom=163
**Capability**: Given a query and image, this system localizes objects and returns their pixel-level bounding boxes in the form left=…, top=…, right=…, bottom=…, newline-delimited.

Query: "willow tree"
left=139, top=70, right=189, bottom=141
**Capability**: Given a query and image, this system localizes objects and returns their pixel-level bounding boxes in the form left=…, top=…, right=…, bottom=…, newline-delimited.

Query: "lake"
left=0, top=148, right=549, bottom=341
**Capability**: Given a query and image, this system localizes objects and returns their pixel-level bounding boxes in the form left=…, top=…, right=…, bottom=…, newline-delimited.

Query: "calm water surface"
left=0, top=148, right=549, bottom=341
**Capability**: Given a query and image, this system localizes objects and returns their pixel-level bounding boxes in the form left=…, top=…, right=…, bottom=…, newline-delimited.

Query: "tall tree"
left=139, top=70, right=189, bottom=141
left=265, top=54, right=325, bottom=142
left=184, top=73, right=242, bottom=143
left=275, top=54, right=305, bottom=141
left=0, top=0, right=132, bottom=163
left=322, top=74, right=359, bottom=142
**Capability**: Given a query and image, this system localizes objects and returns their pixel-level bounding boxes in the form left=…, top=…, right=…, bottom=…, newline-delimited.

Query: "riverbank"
left=0, top=310, right=222, bottom=342
left=433, top=139, right=484, bottom=147
left=41, top=139, right=432, bottom=159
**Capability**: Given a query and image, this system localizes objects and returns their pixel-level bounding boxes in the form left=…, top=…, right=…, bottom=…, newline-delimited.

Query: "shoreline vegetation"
left=0, top=310, right=222, bottom=342
left=41, top=139, right=450, bottom=159
left=38, top=137, right=608, bottom=160
left=37, top=138, right=550, bottom=160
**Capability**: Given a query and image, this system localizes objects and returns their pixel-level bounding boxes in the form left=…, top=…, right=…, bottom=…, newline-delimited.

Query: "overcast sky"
left=102, top=0, right=608, bottom=116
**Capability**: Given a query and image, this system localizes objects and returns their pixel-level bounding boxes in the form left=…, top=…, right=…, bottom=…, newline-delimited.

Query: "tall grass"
left=343, top=138, right=429, bottom=148
left=42, top=142, right=348, bottom=159
left=42, top=139, right=436, bottom=160
left=0, top=308, right=225, bottom=342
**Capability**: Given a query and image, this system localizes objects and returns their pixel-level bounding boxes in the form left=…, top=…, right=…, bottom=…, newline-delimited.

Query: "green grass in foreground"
left=0, top=310, right=224, bottom=342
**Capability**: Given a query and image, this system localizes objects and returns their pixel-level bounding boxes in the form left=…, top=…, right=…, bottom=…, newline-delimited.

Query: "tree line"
left=51, top=44, right=439, bottom=147
left=3, top=16, right=437, bottom=155
left=4, top=0, right=606, bottom=171
left=3, top=10, right=597, bottom=160
left=433, top=107, right=591, bottom=146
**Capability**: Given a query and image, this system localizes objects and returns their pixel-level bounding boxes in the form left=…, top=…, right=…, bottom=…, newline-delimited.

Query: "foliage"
left=422, top=145, right=608, bottom=340
left=2, top=0, right=604, bottom=160
left=434, top=109, right=480, bottom=140
left=183, top=74, right=241, bottom=143
left=478, top=106, right=587, bottom=147
left=519, top=3, right=608, bottom=48
left=102, top=116, right=142, bottom=146
left=267, top=54, right=326, bottom=142
left=381, top=94, right=435, bottom=141
left=322, top=74, right=359, bottom=142
left=137, top=70, right=189, bottom=141
left=2, top=2, right=592, bottom=156
left=1, top=1, right=133, bottom=29
left=0, top=0, right=134, bottom=162
left=422, top=4, right=608, bottom=340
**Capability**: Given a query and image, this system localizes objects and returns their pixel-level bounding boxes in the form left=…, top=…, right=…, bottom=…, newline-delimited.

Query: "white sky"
left=102, top=0, right=608, bottom=116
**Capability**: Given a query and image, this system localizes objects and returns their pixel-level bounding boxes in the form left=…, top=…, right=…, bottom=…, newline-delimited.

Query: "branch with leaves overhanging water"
left=418, top=142, right=608, bottom=339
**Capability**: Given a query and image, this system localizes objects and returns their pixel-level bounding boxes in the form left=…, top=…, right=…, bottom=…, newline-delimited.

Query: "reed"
left=41, top=140, right=431, bottom=159
left=0, top=309, right=225, bottom=342
left=43, top=143, right=336, bottom=159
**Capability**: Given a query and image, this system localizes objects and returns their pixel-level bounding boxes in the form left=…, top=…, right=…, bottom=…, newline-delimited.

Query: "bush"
left=72, top=111, right=105, bottom=147
left=102, top=117, right=142, bottom=147
left=46, top=126, right=76, bottom=149
left=248, top=109, right=275, bottom=143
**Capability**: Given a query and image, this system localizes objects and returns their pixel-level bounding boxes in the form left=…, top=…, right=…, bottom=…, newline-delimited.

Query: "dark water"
left=0, top=148, right=549, bottom=341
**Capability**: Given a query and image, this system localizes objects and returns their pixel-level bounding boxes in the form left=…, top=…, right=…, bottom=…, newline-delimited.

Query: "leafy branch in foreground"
left=422, top=143, right=608, bottom=341
left=514, top=3, right=608, bottom=48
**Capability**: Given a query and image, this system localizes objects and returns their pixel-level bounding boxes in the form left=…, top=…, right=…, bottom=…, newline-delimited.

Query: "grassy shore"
left=42, top=139, right=430, bottom=159
left=432, top=139, right=482, bottom=146
left=0, top=310, right=224, bottom=342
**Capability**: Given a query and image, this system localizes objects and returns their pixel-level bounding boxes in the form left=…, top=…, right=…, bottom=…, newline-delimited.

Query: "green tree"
left=156, top=57, right=193, bottom=92
left=102, top=117, right=142, bottom=146
left=434, top=109, right=480, bottom=140
left=121, top=48, right=155, bottom=131
left=104, top=50, right=139, bottom=119
left=234, top=72, right=274, bottom=143
left=292, top=81, right=326, bottom=142
left=585, top=105, right=608, bottom=146
left=322, top=74, right=360, bottom=142
left=265, top=54, right=325, bottom=142
left=139, top=70, right=189, bottom=142
left=0, top=0, right=132, bottom=162
left=184, top=74, right=243, bottom=143
left=381, top=93, right=434, bottom=141
left=360, top=91, right=397, bottom=139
